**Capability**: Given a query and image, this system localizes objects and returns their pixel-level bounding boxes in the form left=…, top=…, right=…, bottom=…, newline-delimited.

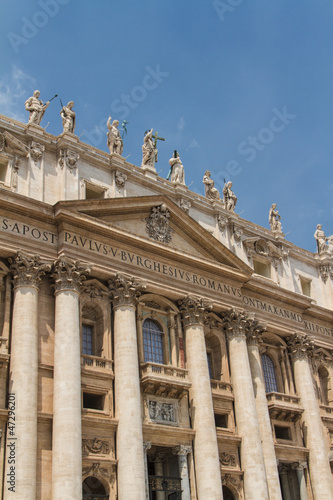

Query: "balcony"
left=320, top=404, right=333, bottom=423
left=140, top=362, right=191, bottom=398
left=266, top=392, right=303, bottom=422
left=148, top=475, right=182, bottom=499
left=210, top=380, right=234, bottom=400
left=81, top=355, right=113, bottom=373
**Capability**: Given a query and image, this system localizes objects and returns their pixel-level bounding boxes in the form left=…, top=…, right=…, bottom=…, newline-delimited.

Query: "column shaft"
left=4, top=285, right=38, bottom=500
left=248, top=343, right=282, bottom=500
left=114, top=304, right=146, bottom=500
left=292, top=355, right=333, bottom=498
left=185, top=323, right=222, bottom=500
left=228, top=335, right=269, bottom=500
left=52, top=289, right=82, bottom=499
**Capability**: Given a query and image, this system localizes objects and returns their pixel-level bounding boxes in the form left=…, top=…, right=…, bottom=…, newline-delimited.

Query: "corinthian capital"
left=178, top=295, right=212, bottom=327
left=221, top=308, right=247, bottom=339
left=108, top=273, right=145, bottom=307
left=245, top=317, right=266, bottom=346
left=287, top=333, right=314, bottom=360
left=52, top=254, right=90, bottom=293
left=9, top=251, right=51, bottom=289
left=172, top=445, right=192, bottom=457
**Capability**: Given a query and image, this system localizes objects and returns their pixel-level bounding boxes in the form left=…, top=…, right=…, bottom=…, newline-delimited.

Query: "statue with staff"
left=25, top=90, right=58, bottom=125
left=60, top=98, right=76, bottom=134
left=141, top=129, right=165, bottom=169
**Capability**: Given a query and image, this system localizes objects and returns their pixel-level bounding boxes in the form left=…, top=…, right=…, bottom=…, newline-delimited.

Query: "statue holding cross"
left=141, top=128, right=165, bottom=170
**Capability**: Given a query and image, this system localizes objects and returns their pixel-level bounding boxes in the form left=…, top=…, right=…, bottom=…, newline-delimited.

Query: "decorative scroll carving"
left=233, top=227, right=243, bottom=242
left=52, top=254, right=90, bottom=293
left=180, top=198, right=191, bottom=213
left=319, top=264, right=333, bottom=283
left=9, top=251, right=51, bottom=288
left=178, top=295, right=212, bottom=327
left=287, top=333, right=314, bottom=360
left=82, top=462, right=116, bottom=483
left=29, top=141, right=45, bottom=163
left=58, top=148, right=80, bottom=172
left=217, top=215, right=228, bottom=234
left=108, top=273, right=145, bottom=307
left=115, top=170, right=127, bottom=189
left=12, top=156, right=20, bottom=189
left=145, top=203, right=172, bottom=243
left=221, top=308, right=248, bottom=339
left=82, top=438, right=109, bottom=455
left=148, top=400, right=176, bottom=423
left=143, top=441, right=152, bottom=452
left=219, top=452, right=237, bottom=468
left=221, top=473, right=243, bottom=491
left=245, top=317, right=266, bottom=346
left=81, top=281, right=109, bottom=299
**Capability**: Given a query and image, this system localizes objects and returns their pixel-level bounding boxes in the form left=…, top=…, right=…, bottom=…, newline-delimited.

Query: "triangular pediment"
left=55, top=195, right=252, bottom=276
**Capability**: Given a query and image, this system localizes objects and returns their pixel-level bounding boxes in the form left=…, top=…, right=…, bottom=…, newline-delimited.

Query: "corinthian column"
left=179, top=296, right=223, bottom=500
left=287, top=333, right=333, bottom=499
left=4, top=252, right=50, bottom=500
left=109, top=274, right=146, bottom=500
left=222, top=308, right=269, bottom=500
left=51, top=255, right=90, bottom=500
left=246, top=319, right=282, bottom=500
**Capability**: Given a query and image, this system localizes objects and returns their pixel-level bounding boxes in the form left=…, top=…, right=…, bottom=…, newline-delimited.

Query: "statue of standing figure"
left=314, top=224, right=328, bottom=254
left=60, top=101, right=76, bottom=134
left=203, top=170, right=220, bottom=200
left=107, top=116, right=123, bottom=155
left=223, top=181, right=237, bottom=211
left=269, top=203, right=282, bottom=233
left=25, top=90, right=49, bottom=125
left=168, top=151, right=185, bottom=185
left=141, top=129, right=158, bottom=168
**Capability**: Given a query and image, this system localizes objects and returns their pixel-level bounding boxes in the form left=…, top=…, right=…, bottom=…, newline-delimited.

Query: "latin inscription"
left=1, top=217, right=57, bottom=244
left=242, top=295, right=303, bottom=323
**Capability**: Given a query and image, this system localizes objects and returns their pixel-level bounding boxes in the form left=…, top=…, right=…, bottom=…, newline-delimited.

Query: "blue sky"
left=1, top=0, right=333, bottom=253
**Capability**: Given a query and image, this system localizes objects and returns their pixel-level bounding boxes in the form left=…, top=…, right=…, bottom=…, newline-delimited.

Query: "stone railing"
left=140, top=362, right=190, bottom=397
left=320, top=404, right=333, bottom=420
left=266, top=392, right=303, bottom=422
left=141, top=362, right=188, bottom=380
left=210, top=380, right=233, bottom=398
left=81, top=354, right=113, bottom=372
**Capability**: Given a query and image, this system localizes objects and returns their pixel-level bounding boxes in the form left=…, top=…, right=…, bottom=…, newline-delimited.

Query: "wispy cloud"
left=0, top=66, right=35, bottom=122
left=177, top=116, right=185, bottom=132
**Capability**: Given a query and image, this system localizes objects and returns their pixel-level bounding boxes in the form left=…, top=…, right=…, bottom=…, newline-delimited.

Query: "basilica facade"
left=0, top=109, right=333, bottom=500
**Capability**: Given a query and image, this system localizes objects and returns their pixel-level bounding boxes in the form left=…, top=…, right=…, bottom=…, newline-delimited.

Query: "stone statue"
left=168, top=151, right=185, bottom=185
left=203, top=170, right=220, bottom=200
left=269, top=203, right=282, bottom=232
left=25, top=90, right=49, bottom=125
left=107, top=116, right=123, bottom=155
left=60, top=101, right=76, bottom=134
left=223, top=181, right=237, bottom=211
left=141, top=129, right=157, bottom=168
left=314, top=224, right=328, bottom=254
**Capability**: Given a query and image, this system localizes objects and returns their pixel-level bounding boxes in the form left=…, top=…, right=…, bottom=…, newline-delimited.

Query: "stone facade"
left=0, top=113, right=333, bottom=499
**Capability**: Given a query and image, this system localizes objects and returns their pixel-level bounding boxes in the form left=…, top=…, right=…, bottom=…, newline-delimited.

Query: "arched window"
left=82, top=476, right=108, bottom=499
left=223, top=485, right=236, bottom=500
left=261, top=354, right=278, bottom=393
left=318, top=366, right=329, bottom=406
left=143, top=318, right=164, bottom=364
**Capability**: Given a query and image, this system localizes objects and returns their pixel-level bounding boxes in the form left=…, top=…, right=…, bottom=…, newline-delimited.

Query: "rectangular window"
left=0, top=159, right=8, bottom=183
left=82, top=324, right=93, bottom=355
left=275, top=425, right=291, bottom=440
left=214, top=413, right=228, bottom=428
left=300, top=277, right=311, bottom=297
left=253, top=260, right=271, bottom=279
left=83, top=393, right=104, bottom=411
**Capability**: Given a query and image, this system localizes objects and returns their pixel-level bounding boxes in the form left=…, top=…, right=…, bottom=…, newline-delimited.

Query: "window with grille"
left=261, top=354, right=278, bottom=393
left=143, top=318, right=164, bottom=364
left=82, top=324, right=93, bottom=355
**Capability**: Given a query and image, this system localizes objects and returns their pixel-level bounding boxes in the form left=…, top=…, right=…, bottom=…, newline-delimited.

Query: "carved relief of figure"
left=60, top=101, right=76, bottom=134
left=269, top=203, right=282, bottom=232
left=314, top=224, right=327, bottom=254
left=203, top=170, right=220, bottom=200
left=107, top=116, right=123, bottom=155
left=168, top=151, right=185, bottom=185
left=25, top=90, right=49, bottom=125
left=223, top=181, right=237, bottom=211
left=141, top=129, right=157, bottom=168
